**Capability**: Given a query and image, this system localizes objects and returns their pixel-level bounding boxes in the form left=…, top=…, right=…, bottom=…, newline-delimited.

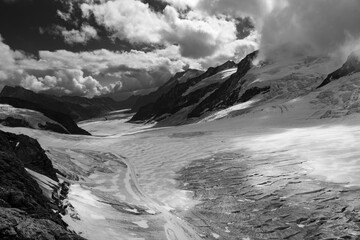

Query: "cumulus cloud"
left=59, top=24, right=99, bottom=45
left=0, top=36, right=16, bottom=71
left=197, top=0, right=360, bottom=61
left=0, top=35, right=204, bottom=97
left=20, top=70, right=110, bottom=97
left=0, top=35, right=110, bottom=97
left=0, top=0, right=263, bottom=98
left=37, top=45, right=196, bottom=75
left=80, top=0, right=258, bottom=60
left=162, top=6, right=239, bottom=58
left=81, top=0, right=167, bottom=44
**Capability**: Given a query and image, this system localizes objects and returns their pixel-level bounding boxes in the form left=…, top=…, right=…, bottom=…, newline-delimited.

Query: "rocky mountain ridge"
left=130, top=60, right=239, bottom=124
left=130, top=50, right=360, bottom=125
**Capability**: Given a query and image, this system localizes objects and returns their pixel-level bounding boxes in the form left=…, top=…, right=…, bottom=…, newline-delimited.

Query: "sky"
left=0, top=0, right=360, bottom=98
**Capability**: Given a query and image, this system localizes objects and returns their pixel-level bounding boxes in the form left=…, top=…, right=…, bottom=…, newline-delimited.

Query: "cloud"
left=0, top=0, right=261, bottom=98
left=0, top=35, right=110, bottom=97
left=58, top=24, right=99, bottom=45
left=0, top=35, right=199, bottom=97
left=260, top=0, right=360, bottom=60
left=196, top=0, right=360, bottom=61
left=162, top=6, right=239, bottom=58
left=38, top=45, right=196, bottom=75
left=0, top=35, right=16, bottom=71
left=80, top=0, right=257, bottom=59
left=196, top=0, right=277, bottom=24
left=163, top=0, right=199, bottom=10
left=81, top=0, right=167, bottom=44
left=20, top=69, right=110, bottom=97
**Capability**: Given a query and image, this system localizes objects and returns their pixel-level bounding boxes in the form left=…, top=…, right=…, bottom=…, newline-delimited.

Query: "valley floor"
left=2, top=110, right=360, bottom=240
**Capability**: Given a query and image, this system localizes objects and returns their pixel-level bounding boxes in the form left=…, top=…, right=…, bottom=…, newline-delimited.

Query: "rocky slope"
left=130, top=60, right=238, bottom=124
left=188, top=51, right=263, bottom=118
left=0, top=130, right=84, bottom=240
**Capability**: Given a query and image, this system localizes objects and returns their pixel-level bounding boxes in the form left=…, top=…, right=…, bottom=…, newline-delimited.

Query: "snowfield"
left=3, top=102, right=360, bottom=239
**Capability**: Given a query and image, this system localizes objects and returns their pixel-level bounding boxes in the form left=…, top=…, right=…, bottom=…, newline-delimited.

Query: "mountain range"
left=128, top=50, right=360, bottom=126
left=2, top=50, right=360, bottom=132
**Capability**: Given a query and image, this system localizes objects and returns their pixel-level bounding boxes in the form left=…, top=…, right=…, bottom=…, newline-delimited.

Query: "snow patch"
left=133, top=220, right=149, bottom=229
left=183, top=68, right=237, bottom=96
left=200, top=100, right=258, bottom=122
left=211, top=232, right=220, bottom=239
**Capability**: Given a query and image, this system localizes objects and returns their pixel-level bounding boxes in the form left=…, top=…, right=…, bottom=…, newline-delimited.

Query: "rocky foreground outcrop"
left=0, top=130, right=84, bottom=240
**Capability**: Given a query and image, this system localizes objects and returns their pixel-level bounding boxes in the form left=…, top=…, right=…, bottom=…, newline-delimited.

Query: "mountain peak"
left=317, top=51, right=360, bottom=88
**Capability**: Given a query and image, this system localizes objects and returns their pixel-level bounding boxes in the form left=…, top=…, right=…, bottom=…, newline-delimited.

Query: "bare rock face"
left=317, top=51, right=360, bottom=88
left=0, top=130, right=84, bottom=240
